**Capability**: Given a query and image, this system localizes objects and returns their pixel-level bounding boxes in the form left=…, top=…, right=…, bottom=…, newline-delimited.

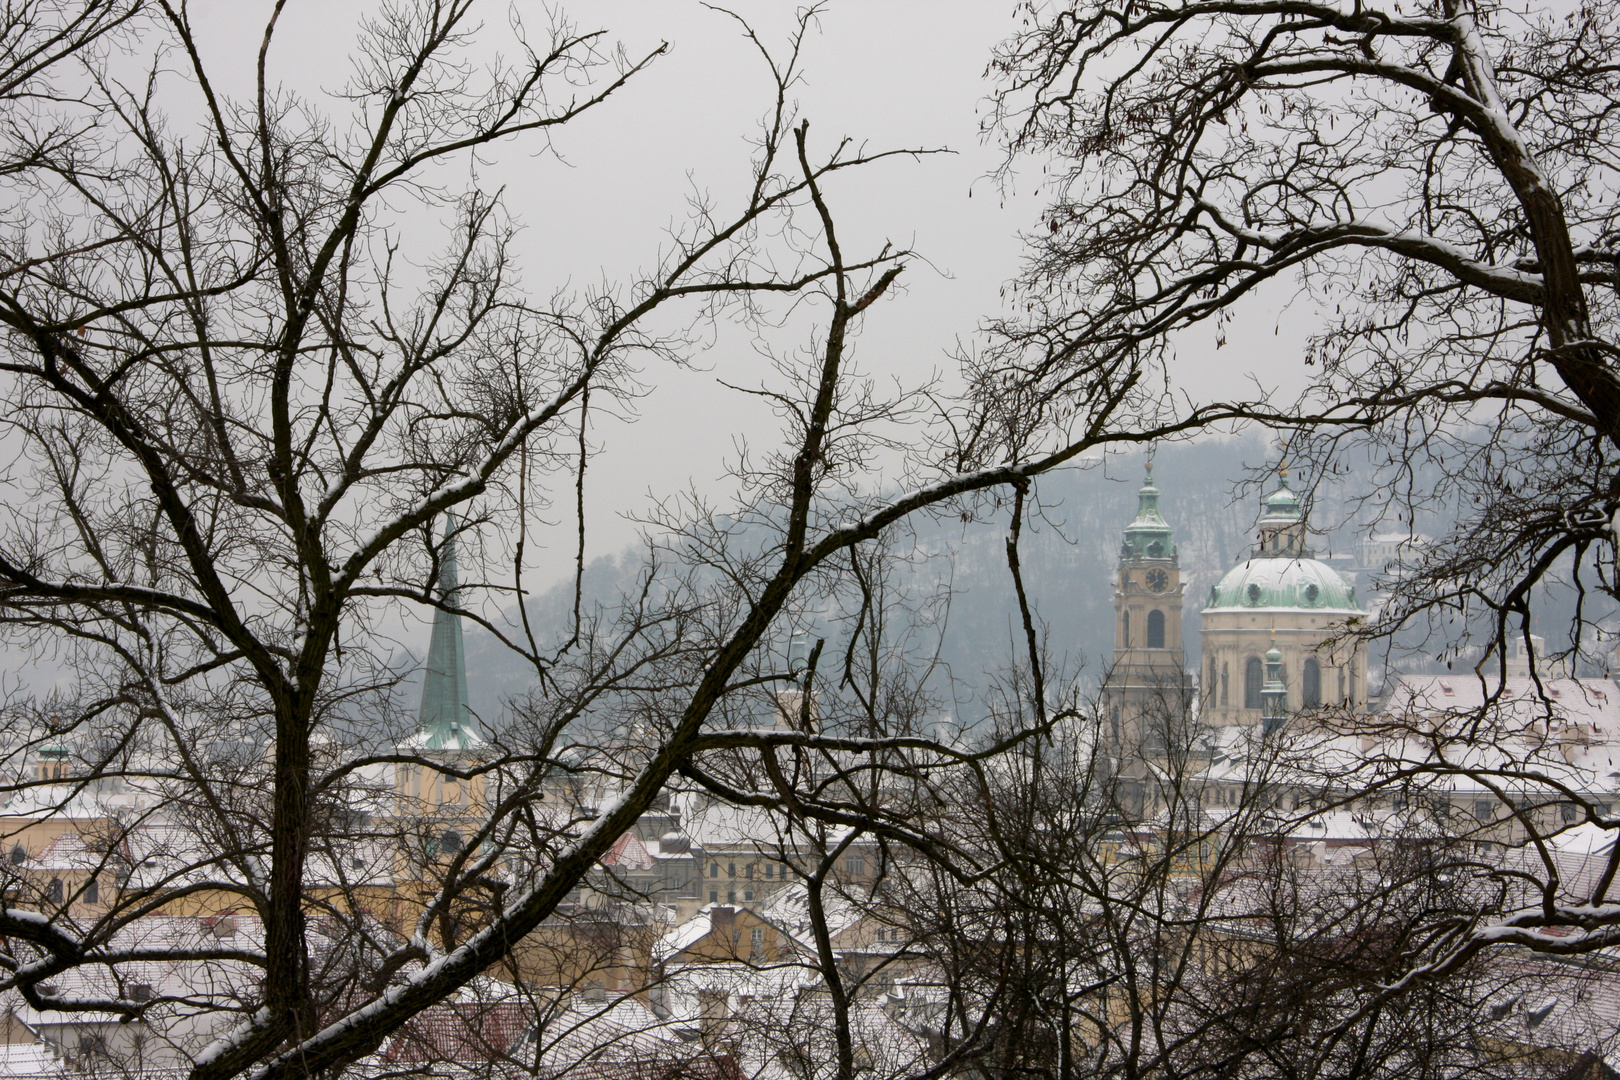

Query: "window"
left=1122, top=610, right=1130, bottom=648
left=750, top=928, right=764, bottom=954
left=1474, top=799, right=1495, bottom=820
left=1562, top=803, right=1578, bottom=823
left=711, top=863, right=719, bottom=878
left=744, top=889, right=754, bottom=902
left=440, top=830, right=462, bottom=854
left=130, top=984, right=151, bottom=1004
left=728, top=862, right=735, bottom=878
left=1146, top=609, right=1165, bottom=649
left=1303, top=659, right=1321, bottom=708
left=745, top=863, right=753, bottom=879
left=8, top=844, right=23, bottom=866
left=710, top=890, right=718, bottom=903
left=1244, top=658, right=1263, bottom=710
left=48, top=878, right=62, bottom=903
left=847, top=856, right=865, bottom=876
left=726, top=890, right=735, bottom=903
left=84, top=876, right=98, bottom=905
left=1220, top=664, right=1229, bottom=707
left=764, top=863, right=774, bottom=879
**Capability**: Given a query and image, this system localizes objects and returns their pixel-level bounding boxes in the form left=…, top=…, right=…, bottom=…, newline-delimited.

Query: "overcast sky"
left=184, top=1, right=1310, bottom=588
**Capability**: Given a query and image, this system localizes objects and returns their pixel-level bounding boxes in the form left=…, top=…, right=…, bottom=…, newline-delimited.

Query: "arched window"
left=1244, top=658, right=1263, bottom=710
left=1122, top=610, right=1130, bottom=648
left=1146, top=610, right=1166, bottom=649
left=84, top=876, right=99, bottom=905
left=440, top=830, right=462, bottom=855
left=1140, top=608, right=1166, bottom=650
left=47, top=878, right=62, bottom=903
left=1220, top=664, right=1229, bottom=706
left=1303, top=659, right=1322, bottom=708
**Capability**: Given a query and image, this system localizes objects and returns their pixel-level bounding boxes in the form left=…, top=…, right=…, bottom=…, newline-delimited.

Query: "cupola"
left=1255, top=468, right=1311, bottom=558
left=1121, top=461, right=1177, bottom=562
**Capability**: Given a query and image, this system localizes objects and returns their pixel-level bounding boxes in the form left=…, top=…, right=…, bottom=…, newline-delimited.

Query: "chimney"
left=710, top=905, right=735, bottom=940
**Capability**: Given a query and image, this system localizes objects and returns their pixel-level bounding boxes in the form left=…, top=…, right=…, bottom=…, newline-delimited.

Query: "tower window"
left=1303, top=659, right=1321, bottom=708
left=1244, top=658, right=1263, bottom=710
left=1146, top=610, right=1165, bottom=649
left=1246, top=583, right=1262, bottom=605
left=1122, top=610, right=1130, bottom=648
left=1220, top=664, right=1229, bottom=707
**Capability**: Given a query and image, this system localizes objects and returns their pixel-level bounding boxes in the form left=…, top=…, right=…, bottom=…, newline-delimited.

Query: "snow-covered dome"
left=1206, top=556, right=1360, bottom=613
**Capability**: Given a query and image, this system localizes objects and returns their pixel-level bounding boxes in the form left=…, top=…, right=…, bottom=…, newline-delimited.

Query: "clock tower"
left=1102, top=462, right=1193, bottom=753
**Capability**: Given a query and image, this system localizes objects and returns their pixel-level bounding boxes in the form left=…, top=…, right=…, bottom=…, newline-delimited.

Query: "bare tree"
left=0, top=3, right=1269, bottom=1079
left=988, top=0, right=1620, bottom=657
left=985, top=0, right=1620, bottom=966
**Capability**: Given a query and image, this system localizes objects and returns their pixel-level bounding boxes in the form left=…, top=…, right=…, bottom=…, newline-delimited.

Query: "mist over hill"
left=458, top=433, right=1607, bottom=728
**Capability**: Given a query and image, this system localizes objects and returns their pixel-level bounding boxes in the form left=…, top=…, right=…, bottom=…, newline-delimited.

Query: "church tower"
left=1103, top=463, right=1193, bottom=751
left=399, top=517, right=484, bottom=825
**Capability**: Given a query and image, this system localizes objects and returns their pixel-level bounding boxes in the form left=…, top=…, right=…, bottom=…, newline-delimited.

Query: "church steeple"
left=1103, top=459, right=1192, bottom=754
left=1121, top=460, right=1177, bottom=563
left=417, top=517, right=471, bottom=750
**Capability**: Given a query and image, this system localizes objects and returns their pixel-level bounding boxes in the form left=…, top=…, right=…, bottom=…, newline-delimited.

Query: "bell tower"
left=1103, top=462, right=1192, bottom=753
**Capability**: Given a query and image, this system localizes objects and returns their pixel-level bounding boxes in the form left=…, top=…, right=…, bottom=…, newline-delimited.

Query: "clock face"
left=1145, top=568, right=1170, bottom=593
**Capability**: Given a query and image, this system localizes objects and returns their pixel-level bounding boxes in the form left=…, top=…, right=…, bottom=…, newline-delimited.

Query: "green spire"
left=1121, top=459, right=1176, bottom=561
left=417, top=517, right=470, bottom=750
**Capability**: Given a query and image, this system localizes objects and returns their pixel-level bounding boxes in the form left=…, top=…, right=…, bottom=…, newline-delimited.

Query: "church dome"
left=1206, top=557, right=1360, bottom=613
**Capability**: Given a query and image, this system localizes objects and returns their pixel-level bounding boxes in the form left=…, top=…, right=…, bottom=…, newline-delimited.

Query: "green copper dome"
left=1205, top=557, right=1361, bottom=613
left=1121, top=461, right=1176, bottom=561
